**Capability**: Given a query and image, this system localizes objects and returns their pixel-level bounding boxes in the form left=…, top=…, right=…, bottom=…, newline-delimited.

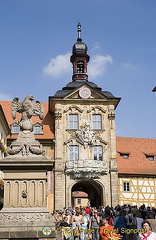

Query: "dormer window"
left=144, top=153, right=155, bottom=161
left=77, top=61, right=84, bottom=73
left=10, top=122, right=20, bottom=134
left=118, top=152, right=130, bottom=159
left=33, top=123, right=43, bottom=135
left=148, top=156, right=154, bottom=161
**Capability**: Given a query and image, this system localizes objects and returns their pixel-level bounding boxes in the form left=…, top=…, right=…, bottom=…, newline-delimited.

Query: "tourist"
left=114, top=210, right=127, bottom=240
left=62, top=209, right=72, bottom=225
left=89, top=210, right=100, bottom=240
left=137, top=220, right=156, bottom=240
left=135, top=211, right=144, bottom=231
left=99, top=216, right=114, bottom=240
left=53, top=210, right=61, bottom=229
left=85, top=206, right=91, bottom=220
left=71, top=207, right=84, bottom=240
left=146, top=214, right=156, bottom=233
left=125, top=209, right=137, bottom=239
left=60, top=216, right=71, bottom=240
left=81, top=210, right=89, bottom=240
left=139, top=205, right=147, bottom=220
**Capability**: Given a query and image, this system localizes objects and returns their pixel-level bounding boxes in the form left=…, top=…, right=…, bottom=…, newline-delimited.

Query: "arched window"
left=77, top=61, right=84, bottom=73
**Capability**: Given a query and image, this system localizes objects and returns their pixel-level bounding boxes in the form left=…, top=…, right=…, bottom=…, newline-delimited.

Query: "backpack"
left=126, top=214, right=133, bottom=226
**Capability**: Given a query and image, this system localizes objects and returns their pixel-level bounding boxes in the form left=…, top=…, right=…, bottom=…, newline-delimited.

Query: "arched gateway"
left=71, top=180, right=104, bottom=208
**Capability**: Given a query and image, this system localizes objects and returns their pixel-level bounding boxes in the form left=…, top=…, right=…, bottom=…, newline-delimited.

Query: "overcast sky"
left=0, top=0, right=156, bottom=138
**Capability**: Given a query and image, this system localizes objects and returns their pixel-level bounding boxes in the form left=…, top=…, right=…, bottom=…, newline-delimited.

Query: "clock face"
left=79, top=87, right=91, bottom=99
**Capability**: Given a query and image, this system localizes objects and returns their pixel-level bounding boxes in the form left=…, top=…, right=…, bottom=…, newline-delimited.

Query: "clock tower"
left=49, top=23, right=121, bottom=210
left=70, top=22, right=90, bottom=81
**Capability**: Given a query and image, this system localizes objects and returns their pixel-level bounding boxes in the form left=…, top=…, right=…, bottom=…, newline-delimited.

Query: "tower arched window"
left=77, top=61, right=84, bottom=73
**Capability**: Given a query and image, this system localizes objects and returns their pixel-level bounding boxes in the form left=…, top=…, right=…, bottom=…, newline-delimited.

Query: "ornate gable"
left=63, top=84, right=107, bottom=100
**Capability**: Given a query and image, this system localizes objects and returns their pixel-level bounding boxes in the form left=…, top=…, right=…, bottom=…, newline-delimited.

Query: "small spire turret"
left=70, top=22, right=90, bottom=82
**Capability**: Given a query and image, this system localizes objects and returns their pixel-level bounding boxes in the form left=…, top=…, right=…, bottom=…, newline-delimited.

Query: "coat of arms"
left=76, top=121, right=95, bottom=148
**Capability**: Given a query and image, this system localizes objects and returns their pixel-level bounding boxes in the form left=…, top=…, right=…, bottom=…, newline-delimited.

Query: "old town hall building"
left=0, top=23, right=156, bottom=213
left=49, top=22, right=120, bottom=210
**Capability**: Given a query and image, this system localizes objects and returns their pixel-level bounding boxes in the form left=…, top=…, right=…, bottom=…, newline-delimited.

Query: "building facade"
left=49, top=23, right=120, bottom=209
left=117, top=137, right=156, bottom=207
left=0, top=24, right=156, bottom=212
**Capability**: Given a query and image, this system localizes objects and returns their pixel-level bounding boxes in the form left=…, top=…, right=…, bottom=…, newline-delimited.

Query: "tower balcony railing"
left=65, top=159, right=109, bottom=179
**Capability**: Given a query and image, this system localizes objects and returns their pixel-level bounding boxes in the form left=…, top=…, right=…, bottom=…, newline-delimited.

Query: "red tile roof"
left=72, top=191, right=88, bottom=198
left=0, top=101, right=54, bottom=139
left=116, top=137, right=156, bottom=175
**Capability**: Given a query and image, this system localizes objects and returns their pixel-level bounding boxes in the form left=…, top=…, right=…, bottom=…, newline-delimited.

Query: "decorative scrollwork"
left=65, top=160, right=109, bottom=179
left=64, top=106, right=83, bottom=113
left=87, top=106, right=106, bottom=113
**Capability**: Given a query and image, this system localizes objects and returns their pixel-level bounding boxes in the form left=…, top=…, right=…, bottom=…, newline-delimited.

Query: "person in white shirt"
left=138, top=220, right=156, bottom=240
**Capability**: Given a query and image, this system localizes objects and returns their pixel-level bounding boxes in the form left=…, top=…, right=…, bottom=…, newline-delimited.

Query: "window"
left=92, top=114, right=102, bottom=130
left=118, top=152, right=130, bottom=159
left=145, top=154, right=155, bottom=161
left=69, top=145, right=79, bottom=161
left=77, top=199, right=81, bottom=204
left=123, top=182, right=130, bottom=192
left=94, top=146, right=103, bottom=161
left=33, top=123, right=43, bottom=135
left=123, top=154, right=129, bottom=159
left=69, top=114, right=78, bottom=129
left=148, top=156, right=154, bottom=161
left=33, top=126, right=41, bottom=134
left=77, top=61, right=84, bottom=73
left=10, top=123, right=20, bottom=134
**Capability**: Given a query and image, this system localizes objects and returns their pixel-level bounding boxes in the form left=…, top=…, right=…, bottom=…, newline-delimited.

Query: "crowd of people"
left=53, top=204, right=156, bottom=240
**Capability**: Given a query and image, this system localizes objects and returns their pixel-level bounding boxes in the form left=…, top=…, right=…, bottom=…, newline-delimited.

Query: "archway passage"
left=71, top=180, right=103, bottom=209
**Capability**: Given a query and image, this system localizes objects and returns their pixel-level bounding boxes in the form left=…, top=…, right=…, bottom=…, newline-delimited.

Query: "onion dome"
left=72, top=22, right=88, bottom=54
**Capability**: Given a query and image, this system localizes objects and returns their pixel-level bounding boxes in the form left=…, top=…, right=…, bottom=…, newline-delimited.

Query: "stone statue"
left=11, top=94, right=44, bottom=131
left=76, top=120, right=95, bottom=148
left=0, top=95, right=55, bottom=238
left=8, top=95, right=45, bottom=156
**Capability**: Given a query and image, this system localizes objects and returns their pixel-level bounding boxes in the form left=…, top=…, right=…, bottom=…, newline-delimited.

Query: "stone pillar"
left=0, top=162, right=55, bottom=239
left=0, top=139, right=55, bottom=239
left=47, top=170, right=54, bottom=213
left=110, top=158, right=119, bottom=207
